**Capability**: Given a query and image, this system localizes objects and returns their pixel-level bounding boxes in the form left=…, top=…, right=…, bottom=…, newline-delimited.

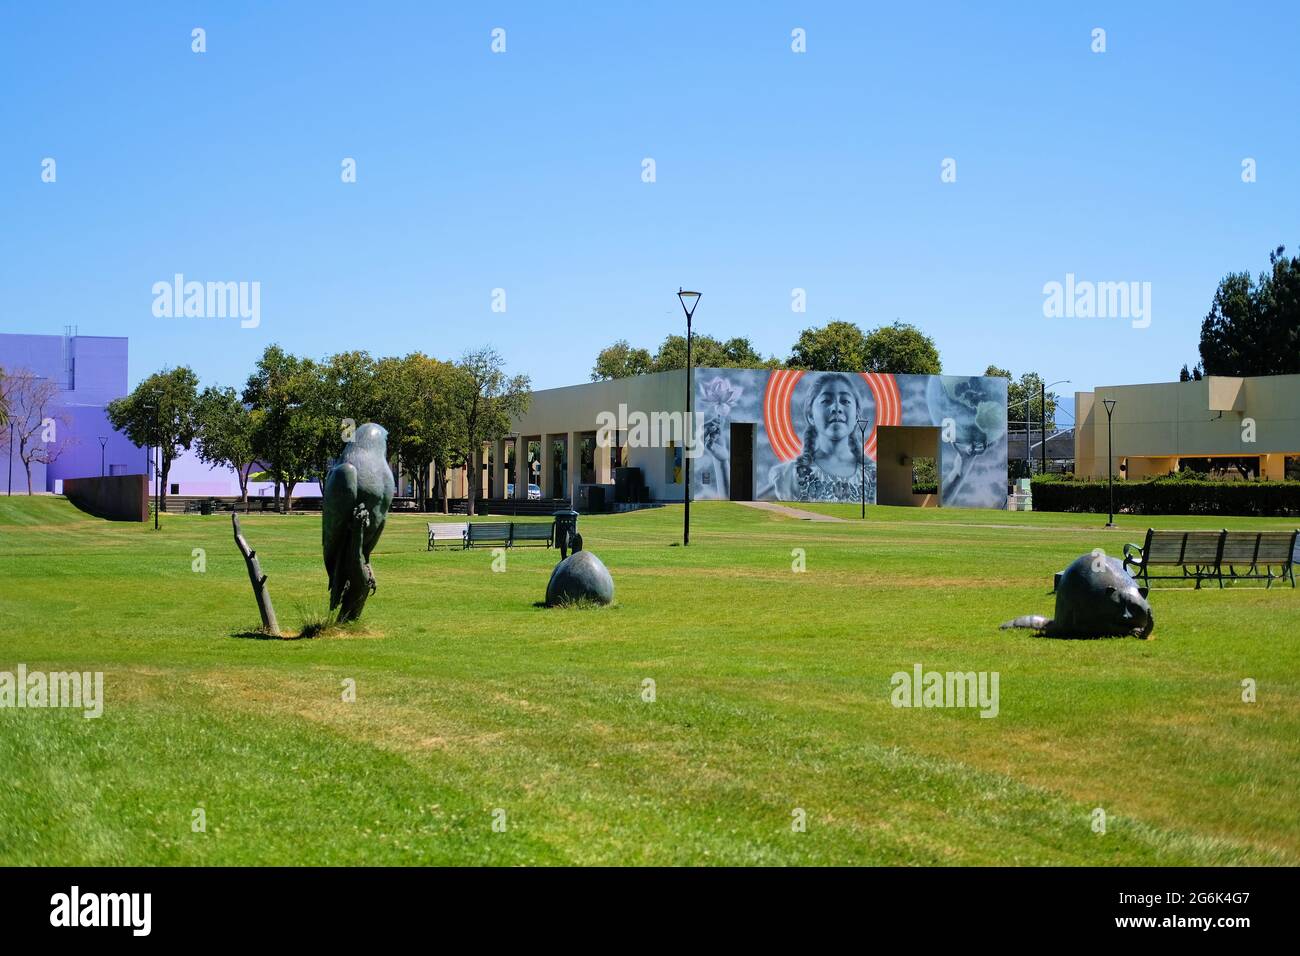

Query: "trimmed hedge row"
left=1030, top=475, right=1300, bottom=517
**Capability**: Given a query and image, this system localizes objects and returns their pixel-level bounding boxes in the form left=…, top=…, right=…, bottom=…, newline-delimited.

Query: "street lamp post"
left=154, top=444, right=161, bottom=530
left=1103, top=398, right=1118, bottom=528
left=140, top=401, right=161, bottom=530
left=98, top=436, right=109, bottom=477
left=1039, top=379, right=1071, bottom=476
left=676, top=289, right=701, bottom=547
left=856, top=417, right=871, bottom=519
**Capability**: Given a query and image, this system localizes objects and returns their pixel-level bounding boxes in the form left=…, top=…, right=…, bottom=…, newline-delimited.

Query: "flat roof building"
left=1075, top=374, right=1300, bottom=481
left=471, top=368, right=1009, bottom=510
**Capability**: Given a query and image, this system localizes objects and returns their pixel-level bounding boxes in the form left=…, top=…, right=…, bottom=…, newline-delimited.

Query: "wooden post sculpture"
left=233, top=512, right=280, bottom=636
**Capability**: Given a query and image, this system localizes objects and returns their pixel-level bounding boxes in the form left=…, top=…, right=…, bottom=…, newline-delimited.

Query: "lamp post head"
left=677, top=289, right=701, bottom=325
left=1103, top=399, right=1117, bottom=416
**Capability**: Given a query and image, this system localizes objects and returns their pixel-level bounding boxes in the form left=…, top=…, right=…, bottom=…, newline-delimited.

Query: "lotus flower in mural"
left=700, top=376, right=744, bottom=416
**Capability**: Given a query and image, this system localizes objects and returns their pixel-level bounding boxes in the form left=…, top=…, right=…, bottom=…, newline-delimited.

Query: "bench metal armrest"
left=1122, top=542, right=1143, bottom=565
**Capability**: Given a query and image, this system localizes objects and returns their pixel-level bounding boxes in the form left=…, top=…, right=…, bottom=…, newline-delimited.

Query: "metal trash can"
left=553, top=509, right=580, bottom=559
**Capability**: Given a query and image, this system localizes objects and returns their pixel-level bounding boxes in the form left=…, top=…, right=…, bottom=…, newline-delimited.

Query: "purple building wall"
left=2, top=331, right=319, bottom=497
left=0, top=333, right=145, bottom=493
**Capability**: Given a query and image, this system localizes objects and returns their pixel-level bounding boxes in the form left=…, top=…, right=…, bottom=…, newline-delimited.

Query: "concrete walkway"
left=735, top=500, right=849, bottom=522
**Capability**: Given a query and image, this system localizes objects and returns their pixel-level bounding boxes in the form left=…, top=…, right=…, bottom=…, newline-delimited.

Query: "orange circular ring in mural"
left=763, top=370, right=901, bottom=462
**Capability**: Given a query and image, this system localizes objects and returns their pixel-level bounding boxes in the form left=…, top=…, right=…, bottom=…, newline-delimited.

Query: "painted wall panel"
left=691, top=369, right=1007, bottom=508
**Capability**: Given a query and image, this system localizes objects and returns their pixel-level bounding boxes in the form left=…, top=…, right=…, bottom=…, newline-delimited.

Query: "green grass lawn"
left=1, top=495, right=1297, bottom=865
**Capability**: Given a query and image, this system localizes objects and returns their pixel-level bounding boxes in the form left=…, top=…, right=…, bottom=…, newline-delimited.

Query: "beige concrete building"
left=445, top=370, right=688, bottom=504
left=1075, top=374, right=1300, bottom=480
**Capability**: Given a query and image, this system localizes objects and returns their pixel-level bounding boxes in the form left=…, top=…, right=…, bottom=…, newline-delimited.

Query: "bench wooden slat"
left=1124, top=528, right=1297, bottom=589
left=427, top=522, right=469, bottom=551
left=1254, top=531, right=1299, bottom=563
left=465, top=522, right=513, bottom=548
left=510, top=522, right=554, bottom=547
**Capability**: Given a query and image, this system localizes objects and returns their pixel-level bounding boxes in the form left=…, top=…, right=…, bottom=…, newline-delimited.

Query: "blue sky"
left=2, top=1, right=1296, bottom=422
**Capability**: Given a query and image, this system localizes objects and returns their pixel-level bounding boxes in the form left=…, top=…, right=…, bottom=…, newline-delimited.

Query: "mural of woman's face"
left=810, top=378, right=859, bottom=441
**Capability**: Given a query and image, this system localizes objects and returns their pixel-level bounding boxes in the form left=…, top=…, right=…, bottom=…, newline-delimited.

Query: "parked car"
left=506, top=483, right=544, bottom=500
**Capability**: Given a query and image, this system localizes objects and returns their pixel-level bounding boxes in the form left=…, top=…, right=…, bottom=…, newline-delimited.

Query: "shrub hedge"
left=1030, top=474, right=1300, bottom=517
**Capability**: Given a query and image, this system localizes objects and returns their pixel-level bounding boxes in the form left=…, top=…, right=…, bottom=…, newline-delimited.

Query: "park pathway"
left=735, top=500, right=848, bottom=522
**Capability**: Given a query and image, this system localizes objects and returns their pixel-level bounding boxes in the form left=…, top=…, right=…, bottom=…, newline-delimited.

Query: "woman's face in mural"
left=810, top=379, right=860, bottom=441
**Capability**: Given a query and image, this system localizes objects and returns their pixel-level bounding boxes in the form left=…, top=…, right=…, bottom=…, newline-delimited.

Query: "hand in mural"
left=700, top=414, right=730, bottom=496
left=701, top=415, right=730, bottom=461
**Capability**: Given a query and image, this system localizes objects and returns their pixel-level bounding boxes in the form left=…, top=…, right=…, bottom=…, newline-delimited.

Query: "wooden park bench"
left=1123, top=528, right=1298, bottom=589
left=1220, top=529, right=1298, bottom=588
left=427, top=521, right=469, bottom=551
left=464, top=522, right=514, bottom=549
left=1122, top=530, right=1226, bottom=589
left=508, top=522, right=554, bottom=548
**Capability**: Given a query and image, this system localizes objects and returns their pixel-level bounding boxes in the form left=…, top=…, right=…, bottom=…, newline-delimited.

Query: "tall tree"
left=242, top=345, right=324, bottom=512
left=788, top=320, right=870, bottom=371
left=369, top=354, right=414, bottom=485
left=4, top=368, right=71, bottom=494
left=450, top=347, right=530, bottom=516
left=1199, top=246, right=1300, bottom=376
left=194, top=385, right=257, bottom=512
left=591, top=340, right=654, bottom=381
left=323, top=350, right=379, bottom=428
left=861, top=321, right=941, bottom=374
left=106, top=366, right=200, bottom=507
left=391, top=353, right=457, bottom=511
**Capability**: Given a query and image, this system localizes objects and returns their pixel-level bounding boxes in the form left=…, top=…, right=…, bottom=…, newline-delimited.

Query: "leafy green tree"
left=592, top=335, right=776, bottom=379
left=242, top=345, right=326, bottom=512
left=983, top=367, right=1059, bottom=436
left=369, top=352, right=450, bottom=505
left=106, top=366, right=200, bottom=508
left=591, top=340, right=654, bottom=381
left=322, top=350, right=379, bottom=425
left=1199, top=246, right=1300, bottom=376
left=986, top=365, right=1064, bottom=477
left=389, top=353, right=458, bottom=511
left=651, top=334, right=775, bottom=372
left=450, top=347, right=531, bottom=515
left=788, top=320, right=870, bottom=371
left=861, top=321, right=941, bottom=374
left=194, top=385, right=257, bottom=511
